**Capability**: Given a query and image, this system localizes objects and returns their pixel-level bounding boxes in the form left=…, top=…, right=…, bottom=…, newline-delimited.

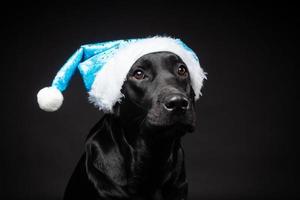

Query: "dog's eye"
left=133, top=69, right=145, bottom=80
left=177, top=65, right=188, bottom=77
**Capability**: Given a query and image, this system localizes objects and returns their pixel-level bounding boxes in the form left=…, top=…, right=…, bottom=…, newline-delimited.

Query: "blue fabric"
left=52, top=48, right=84, bottom=91
left=50, top=38, right=195, bottom=92
left=79, top=41, right=124, bottom=90
left=51, top=40, right=125, bottom=91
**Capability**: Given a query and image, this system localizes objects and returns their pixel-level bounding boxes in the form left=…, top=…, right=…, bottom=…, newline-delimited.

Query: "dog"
left=64, top=51, right=197, bottom=200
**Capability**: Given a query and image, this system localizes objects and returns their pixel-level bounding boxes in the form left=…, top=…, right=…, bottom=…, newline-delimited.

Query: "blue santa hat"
left=37, top=36, right=206, bottom=112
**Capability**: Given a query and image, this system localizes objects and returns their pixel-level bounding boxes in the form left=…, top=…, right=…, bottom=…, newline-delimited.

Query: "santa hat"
left=37, top=36, right=206, bottom=113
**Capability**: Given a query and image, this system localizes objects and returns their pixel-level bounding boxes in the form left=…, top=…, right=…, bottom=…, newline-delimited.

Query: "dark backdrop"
left=1, top=2, right=298, bottom=200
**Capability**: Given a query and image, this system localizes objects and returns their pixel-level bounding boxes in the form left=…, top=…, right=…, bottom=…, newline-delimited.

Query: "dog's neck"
left=115, top=113, right=185, bottom=167
left=134, top=129, right=180, bottom=164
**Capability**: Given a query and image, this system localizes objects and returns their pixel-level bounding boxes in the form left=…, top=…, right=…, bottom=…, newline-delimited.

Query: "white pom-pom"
left=37, top=87, right=63, bottom=112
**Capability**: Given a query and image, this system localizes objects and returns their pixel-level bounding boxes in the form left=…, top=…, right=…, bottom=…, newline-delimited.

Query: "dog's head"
left=115, top=52, right=196, bottom=137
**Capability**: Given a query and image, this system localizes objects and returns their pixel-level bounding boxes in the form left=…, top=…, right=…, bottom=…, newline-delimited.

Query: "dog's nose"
left=163, top=95, right=189, bottom=112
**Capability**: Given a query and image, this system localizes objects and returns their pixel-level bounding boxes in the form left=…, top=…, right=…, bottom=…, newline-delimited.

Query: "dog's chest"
left=126, top=145, right=175, bottom=195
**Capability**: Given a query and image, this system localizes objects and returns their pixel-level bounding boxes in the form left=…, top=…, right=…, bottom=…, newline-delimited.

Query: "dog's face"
left=117, top=52, right=196, bottom=136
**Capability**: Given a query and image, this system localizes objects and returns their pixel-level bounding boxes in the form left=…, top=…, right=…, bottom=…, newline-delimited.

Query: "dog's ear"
left=85, top=116, right=128, bottom=198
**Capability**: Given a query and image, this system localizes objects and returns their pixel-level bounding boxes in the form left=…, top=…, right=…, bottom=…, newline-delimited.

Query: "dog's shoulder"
left=85, top=114, right=111, bottom=141
left=85, top=114, right=129, bottom=198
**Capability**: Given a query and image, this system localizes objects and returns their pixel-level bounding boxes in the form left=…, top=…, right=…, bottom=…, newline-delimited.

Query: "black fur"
left=64, top=52, right=196, bottom=200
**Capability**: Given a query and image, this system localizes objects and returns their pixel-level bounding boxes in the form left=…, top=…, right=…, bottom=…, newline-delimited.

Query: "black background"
left=1, top=2, right=298, bottom=200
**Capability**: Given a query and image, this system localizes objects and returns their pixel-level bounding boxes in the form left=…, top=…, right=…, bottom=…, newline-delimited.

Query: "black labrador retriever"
left=64, top=51, right=196, bottom=200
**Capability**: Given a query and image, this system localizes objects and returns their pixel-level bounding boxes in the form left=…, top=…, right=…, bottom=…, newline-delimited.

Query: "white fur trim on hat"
left=88, top=37, right=206, bottom=112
